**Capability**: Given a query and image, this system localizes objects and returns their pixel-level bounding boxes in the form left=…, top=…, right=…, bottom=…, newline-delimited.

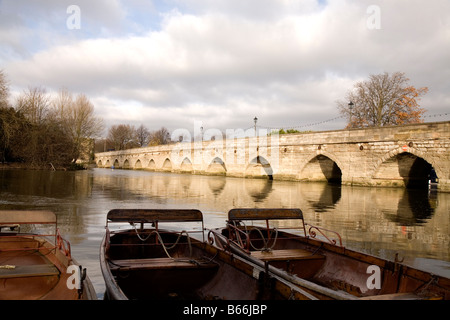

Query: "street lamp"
left=254, top=116, right=258, bottom=136
left=348, top=102, right=354, bottom=128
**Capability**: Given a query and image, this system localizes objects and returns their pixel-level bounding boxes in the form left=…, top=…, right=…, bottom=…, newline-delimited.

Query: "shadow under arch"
left=246, top=156, right=273, bottom=180
left=180, top=157, right=193, bottom=172
left=162, top=158, right=172, bottom=171
left=206, top=157, right=227, bottom=175
left=135, top=159, right=142, bottom=169
left=147, top=159, right=156, bottom=170
left=300, top=152, right=342, bottom=184
left=372, top=148, right=439, bottom=189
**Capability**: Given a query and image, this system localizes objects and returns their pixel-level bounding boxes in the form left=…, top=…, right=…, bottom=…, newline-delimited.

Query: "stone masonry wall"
left=95, top=121, right=450, bottom=192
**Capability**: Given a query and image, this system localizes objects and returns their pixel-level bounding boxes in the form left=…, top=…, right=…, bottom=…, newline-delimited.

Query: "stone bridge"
left=94, top=121, right=450, bottom=192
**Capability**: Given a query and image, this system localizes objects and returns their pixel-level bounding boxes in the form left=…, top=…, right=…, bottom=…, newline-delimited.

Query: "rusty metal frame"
left=223, top=208, right=343, bottom=250
left=305, top=223, right=343, bottom=247
left=105, top=209, right=206, bottom=247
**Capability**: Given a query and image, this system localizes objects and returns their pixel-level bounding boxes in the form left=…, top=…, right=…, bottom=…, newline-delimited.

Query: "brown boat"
left=0, top=210, right=97, bottom=300
left=209, top=208, right=450, bottom=300
left=100, top=208, right=321, bottom=300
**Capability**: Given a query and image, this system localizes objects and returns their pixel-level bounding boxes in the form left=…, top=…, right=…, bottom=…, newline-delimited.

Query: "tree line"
left=94, top=125, right=172, bottom=152
left=0, top=70, right=103, bottom=168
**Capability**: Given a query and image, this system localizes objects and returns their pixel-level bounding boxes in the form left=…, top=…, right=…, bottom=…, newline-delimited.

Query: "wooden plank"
left=251, top=249, right=324, bottom=262
left=0, top=211, right=56, bottom=225
left=0, top=264, right=59, bottom=279
left=107, top=209, right=203, bottom=223
left=109, top=258, right=218, bottom=271
left=228, top=208, right=303, bottom=221
left=360, top=293, right=426, bottom=300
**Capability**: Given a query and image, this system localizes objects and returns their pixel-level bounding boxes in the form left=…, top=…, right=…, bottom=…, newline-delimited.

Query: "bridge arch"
left=97, top=159, right=103, bottom=167
left=113, top=159, right=119, bottom=168
left=162, top=158, right=172, bottom=171
left=372, top=147, right=441, bottom=189
left=300, top=151, right=343, bottom=184
left=206, top=157, right=227, bottom=175
left=246, top=156, right=273, bottom=180
left=123, top=159, right=130, bottom=169
left=135, top=159, right=142, bottom=169
left=147, top=159, right=156, bottom=170
left=105, top=159, right=110, bottom=168
left=180, top=157, right=193, bottom=172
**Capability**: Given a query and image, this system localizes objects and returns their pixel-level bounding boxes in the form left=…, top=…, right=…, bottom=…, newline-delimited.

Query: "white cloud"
left=2, top=0, right=450, bottom=134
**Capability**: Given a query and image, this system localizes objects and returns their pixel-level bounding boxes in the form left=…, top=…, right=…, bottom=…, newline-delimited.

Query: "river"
left=0, top=168, right=449, bottom=298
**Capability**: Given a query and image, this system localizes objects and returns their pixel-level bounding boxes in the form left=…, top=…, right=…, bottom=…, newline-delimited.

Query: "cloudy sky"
left=1, top=0, right=449, bottom=136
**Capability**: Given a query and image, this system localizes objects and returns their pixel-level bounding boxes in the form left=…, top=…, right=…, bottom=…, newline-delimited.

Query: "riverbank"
left=0, top=162, right=89, bottom=171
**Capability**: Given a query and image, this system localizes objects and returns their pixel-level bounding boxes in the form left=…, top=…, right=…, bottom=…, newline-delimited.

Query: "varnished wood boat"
left=209, top=208, right=450, bottom=300
left=0, top=210, right=97, bottom=300
left=100, top=208, right=320, bottom=300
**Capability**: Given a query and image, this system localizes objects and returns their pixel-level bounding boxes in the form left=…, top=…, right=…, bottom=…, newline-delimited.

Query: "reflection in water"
left=306, top=184, right=342, bottom=213
left=0, top=168, right=449, bottom=296
left=382, top=189, right=436, bottom=225
left=245, top=179, right=274, bottom=202
left=208, top=177, right=226, bottom=197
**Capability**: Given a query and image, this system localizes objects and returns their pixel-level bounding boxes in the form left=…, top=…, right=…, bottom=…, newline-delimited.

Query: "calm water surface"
left=1, top=168, right=449, bottom=298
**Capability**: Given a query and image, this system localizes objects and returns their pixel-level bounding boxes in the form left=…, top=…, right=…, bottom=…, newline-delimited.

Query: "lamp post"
left=348, top=102, right=354, bottom=128
left=254, top=116, right=258, bottom=136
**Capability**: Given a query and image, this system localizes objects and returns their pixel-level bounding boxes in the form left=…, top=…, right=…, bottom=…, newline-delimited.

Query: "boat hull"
left=100, top=228, right=318, bottom=300
left=0, top=235, right=96, bottom=300
left=210, top=226, right=450, bottom=300
left=0, top=210, right=96, bottom=300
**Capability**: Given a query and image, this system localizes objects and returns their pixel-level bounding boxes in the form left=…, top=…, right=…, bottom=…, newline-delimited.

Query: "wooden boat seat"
left=109, top=257, right=219, bottom=271
left=250, top=249, right=325, bottom=262
left=0, top=264, right=59, bottom=279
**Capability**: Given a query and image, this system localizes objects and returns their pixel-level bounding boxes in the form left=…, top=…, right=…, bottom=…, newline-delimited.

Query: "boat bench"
left=0, top=264, right=60, bottom=279
left=109, top=257, right=218, bottom=271
left=250, top=249, right=325, bottom=262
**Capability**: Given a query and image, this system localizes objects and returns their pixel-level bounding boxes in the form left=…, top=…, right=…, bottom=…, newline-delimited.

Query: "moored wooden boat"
left=209, top=208, right=450, bottom=300
left=100, top=208, right=319, bottom=300
left=0, top=210, right=97, bottom=300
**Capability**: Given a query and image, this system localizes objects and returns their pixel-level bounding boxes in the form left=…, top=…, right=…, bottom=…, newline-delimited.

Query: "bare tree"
left=0, top=70, right=12, bottom=161
left=16, top=86, right=51, bottom=125
left=0, top=70, right=10, bottom=109
left=0, top=108, right=24, bottom=162
left=51, top=88, right=73, bottom=121
left=148, top=127, right=170, bottom=146
left=135, top=124, right=150, bottom=147
left=337, top=72, right=428, bottom=128
left=69, top=93, right=104, bottom=160
left=107, top=124, right=138, bottom=150
left=51, top=90, right=104, bottom=162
